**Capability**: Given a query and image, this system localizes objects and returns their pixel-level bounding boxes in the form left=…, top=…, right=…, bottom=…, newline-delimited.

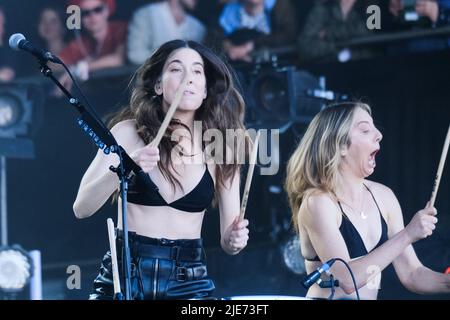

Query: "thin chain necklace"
left=174, top=135, right=200, bottom=158
left=176, top=145, right=201, bottom=158
left=338, top=190, right=367, bottom=220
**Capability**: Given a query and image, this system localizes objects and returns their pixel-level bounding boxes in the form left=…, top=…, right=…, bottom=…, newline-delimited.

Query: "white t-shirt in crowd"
left=128, top=1, right=206, bottom=65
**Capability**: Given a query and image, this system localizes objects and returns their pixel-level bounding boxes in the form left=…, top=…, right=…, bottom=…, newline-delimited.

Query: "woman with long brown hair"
left=73, top=40, right=250, bottom=299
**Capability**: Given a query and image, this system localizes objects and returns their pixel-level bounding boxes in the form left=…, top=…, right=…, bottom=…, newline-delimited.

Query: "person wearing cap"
left=58, top=0, right=127, bottom=83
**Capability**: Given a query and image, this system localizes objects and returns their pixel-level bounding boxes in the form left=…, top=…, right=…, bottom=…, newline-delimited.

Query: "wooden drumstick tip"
left=429, top=124, right=450, bottom=207
left=107, top=218, right=121, bottom=295
left=239, top=131, right=261, bottom=220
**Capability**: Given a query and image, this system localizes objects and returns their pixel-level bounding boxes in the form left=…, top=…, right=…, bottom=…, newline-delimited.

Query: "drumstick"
left=429, top=124, right=450, bottom=207
left=107, top=218, right=121, bottom=297
left=239, top=131, right=261, bottom=220
left=149, top=70, right=189, bottom=148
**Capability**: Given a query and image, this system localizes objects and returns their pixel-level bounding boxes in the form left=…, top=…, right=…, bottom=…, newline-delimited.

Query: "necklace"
left=338, top=192, right=367, bottom=220
left=175, top=145, right=200, bottom=158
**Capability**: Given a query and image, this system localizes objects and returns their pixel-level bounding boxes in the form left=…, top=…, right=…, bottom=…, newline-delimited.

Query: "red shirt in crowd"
left=60, top=21, right=127, bottom=66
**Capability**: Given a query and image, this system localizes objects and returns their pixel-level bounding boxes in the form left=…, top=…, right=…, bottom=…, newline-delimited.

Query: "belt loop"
left=129, top=262, right=136, bottom=277
left=130, top=233, right=140, bottom=258
left=202, top=248, right=206, bottom=261
left=132, top=243, right=138, bottom=258
left=172, top=246, right=181, bottom=262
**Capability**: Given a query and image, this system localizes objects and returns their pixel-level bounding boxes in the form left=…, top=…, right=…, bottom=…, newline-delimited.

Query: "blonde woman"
left=285, top=102, right=450, bottom=299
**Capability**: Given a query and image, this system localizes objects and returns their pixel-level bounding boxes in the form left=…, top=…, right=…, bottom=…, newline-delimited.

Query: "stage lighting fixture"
left=0, top=245, right=32, bottom=295
left=0, top=84, right=34, bottom=139
left=281, top=234, right=306, bottom=275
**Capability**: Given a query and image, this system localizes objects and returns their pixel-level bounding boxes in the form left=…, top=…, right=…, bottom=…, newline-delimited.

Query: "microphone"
left=9, top=33, right=62, bottom=64
left=302, top=259, right=336, bottom=289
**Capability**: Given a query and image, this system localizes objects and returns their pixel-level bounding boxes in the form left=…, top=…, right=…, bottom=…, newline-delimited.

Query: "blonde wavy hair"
left=284, top=102, right=371, bottom=232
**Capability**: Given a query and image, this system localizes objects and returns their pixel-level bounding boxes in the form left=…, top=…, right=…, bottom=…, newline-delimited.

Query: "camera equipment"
left=242, top=65, right=336, bottom=130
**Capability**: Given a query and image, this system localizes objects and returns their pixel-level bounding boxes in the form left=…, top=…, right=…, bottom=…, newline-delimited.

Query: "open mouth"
left=369, top=149, right=379, bottom=168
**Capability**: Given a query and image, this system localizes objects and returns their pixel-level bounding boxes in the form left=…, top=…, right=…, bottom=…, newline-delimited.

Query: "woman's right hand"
left=130, top=145, right=160, bottom=173
left=405, top=202, right=438, bottom=243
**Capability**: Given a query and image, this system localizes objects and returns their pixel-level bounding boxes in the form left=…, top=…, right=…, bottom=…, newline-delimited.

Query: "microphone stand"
left=36, top=59, right=142, bottom=300
left=328, top=274, right=336, bottom=300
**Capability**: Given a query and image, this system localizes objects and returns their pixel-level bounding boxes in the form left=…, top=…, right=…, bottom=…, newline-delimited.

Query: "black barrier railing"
left=342, top=25, right=450, bottom=47
left=14, top=24, right=450, bottom=86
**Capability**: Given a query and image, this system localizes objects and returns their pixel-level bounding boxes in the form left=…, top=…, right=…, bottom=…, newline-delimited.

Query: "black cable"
left=333, top=258, right=360, bottom=300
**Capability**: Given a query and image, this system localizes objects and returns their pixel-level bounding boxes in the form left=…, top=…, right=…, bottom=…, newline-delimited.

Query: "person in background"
left=389, top=0, right=450, bottom=27
left=216, top=0, right=298, bottom=63
left=127, top=0, right=206, bottom=65
left=37, top=6, right=68, bottom=57
left=388, top=0, right=450, bottom=53
left=0, top=6, right=16, bottom=82
left=58, top=0, right=126, bottom=89
left=297, top=0, right=374, bottom=64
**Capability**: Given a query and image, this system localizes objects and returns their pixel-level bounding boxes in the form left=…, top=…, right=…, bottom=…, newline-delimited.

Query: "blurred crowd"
left=0, top=0, right=449, bottom=87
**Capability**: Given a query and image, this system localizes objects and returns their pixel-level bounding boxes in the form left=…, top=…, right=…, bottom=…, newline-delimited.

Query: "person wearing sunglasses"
left=56, top=0, right=126, bottom=93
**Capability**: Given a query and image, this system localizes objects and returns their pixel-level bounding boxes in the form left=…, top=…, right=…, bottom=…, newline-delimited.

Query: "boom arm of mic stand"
left=37, top=61, right=135, bottom=300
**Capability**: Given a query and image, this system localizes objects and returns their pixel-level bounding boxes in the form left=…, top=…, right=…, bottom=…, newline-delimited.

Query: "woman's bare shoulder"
left=300, top=189, right=338, bottom=217
left=110, top=119, right=137, bottom=133
left=364, top=179, right=400, bottom=221
left=305, top=188, right=336, bottom=203
left=364, top=179, right=396, bottom=199
left=110, top=119, right=143, bottom=148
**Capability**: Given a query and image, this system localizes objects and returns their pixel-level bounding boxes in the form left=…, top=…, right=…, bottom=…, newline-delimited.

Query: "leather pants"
left=89, top=231, right=215, bottom=300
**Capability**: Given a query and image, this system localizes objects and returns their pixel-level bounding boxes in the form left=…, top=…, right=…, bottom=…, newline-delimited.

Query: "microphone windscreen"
left=9, top=33, right=26, bottom=50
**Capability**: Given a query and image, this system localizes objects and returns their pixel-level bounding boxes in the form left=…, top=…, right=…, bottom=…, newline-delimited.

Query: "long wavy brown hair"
left=108, top=40, right=246, bottom=192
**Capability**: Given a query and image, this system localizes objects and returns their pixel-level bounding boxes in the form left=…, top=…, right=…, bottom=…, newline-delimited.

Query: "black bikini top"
left=306, top=184, right=388, bottom=262
left=124, top=166, right=215, bottom=213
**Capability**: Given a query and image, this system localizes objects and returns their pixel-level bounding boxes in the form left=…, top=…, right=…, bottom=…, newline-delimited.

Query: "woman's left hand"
left=223, top=217, right=249, bottom=255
